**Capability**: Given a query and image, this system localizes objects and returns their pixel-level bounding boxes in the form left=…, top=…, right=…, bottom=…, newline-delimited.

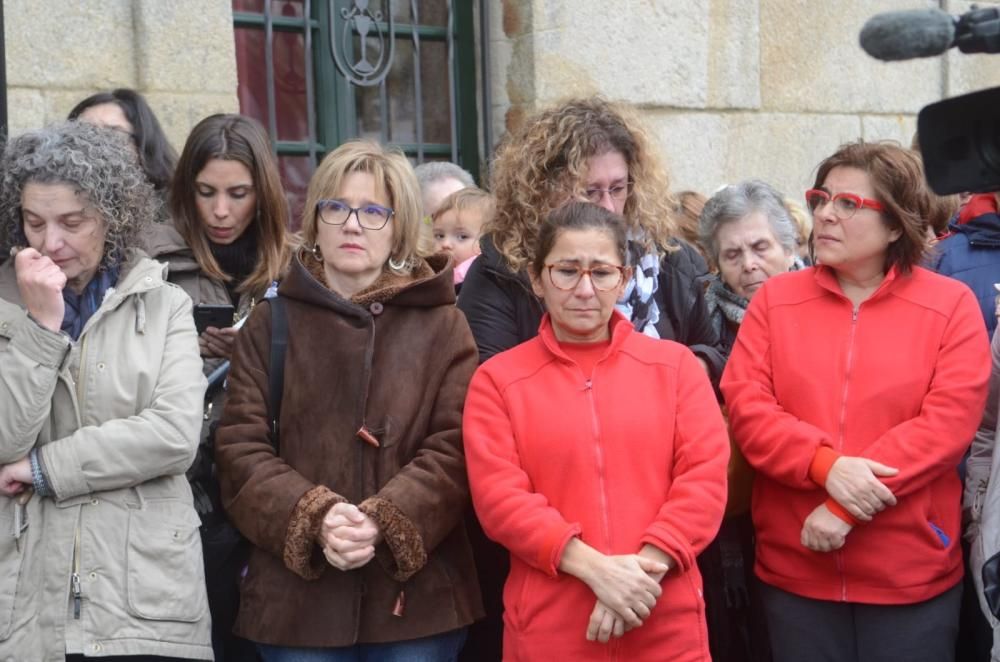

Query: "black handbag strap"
left=267, top=296, right=288, bottom=450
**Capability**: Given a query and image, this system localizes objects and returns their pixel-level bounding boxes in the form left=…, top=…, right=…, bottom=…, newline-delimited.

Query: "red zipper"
left=835, top=304, right=860, bottom=602
left=585, top=378, right=613, bottom=551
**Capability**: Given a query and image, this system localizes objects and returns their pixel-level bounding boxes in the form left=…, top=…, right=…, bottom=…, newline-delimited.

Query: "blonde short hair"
left=301, top=140, right=427, bottom=275
left=431, top=187, right=495, bottom=228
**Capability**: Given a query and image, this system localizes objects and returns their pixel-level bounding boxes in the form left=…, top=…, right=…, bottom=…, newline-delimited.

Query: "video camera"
left=860, top=6, right=1000, bottom=194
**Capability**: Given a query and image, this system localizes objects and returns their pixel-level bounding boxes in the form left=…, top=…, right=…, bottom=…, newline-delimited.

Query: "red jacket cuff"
left=809, top=446, right=841, bottom=487
left=825, top=498, right=860, bottom=526
left=542, top=523, right=581, bottom=577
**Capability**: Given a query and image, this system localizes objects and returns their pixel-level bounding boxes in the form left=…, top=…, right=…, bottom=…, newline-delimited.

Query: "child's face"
left=432, top=209, right=482, bottom=264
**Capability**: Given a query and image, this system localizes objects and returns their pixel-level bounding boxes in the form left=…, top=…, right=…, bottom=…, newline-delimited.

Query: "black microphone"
left=955, top=7, right=1000, bottom=55
left=859, top=8, right=956, bottom=61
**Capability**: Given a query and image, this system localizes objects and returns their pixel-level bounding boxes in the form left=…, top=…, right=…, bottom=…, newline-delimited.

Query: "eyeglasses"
left=584, top=181, right=632, bottom=205
left=805, top=189, right=885, bottom=220
left=317, top=200, right=394, bottom=230
left=545, top=262, right=627, bottom=291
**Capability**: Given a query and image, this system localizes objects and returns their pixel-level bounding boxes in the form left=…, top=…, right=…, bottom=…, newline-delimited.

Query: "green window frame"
left=233, top=1, right=481, bottom=179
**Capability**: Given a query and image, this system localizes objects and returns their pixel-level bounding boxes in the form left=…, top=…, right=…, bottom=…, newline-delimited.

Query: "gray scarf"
left=704, top=275, right=750, bottom=326
left=704, top=256, right=806, bottom=326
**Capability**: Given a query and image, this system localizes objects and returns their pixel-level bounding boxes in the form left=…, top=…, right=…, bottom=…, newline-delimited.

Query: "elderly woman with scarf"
left=699, top=179, right=803, bottom=357
left=694, top=179, right=803, bottom=662
left=0, top=121, right=210, bottom=661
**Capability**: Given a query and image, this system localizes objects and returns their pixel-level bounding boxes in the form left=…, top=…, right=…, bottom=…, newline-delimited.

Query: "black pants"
left=957, top=538, right=993, bottom=662
left=697, top=513, right=772, bottom=662
left=201, top=522, right=258, bottom=662
left=760, top=581, right=962, bottom=662
left=458, top=508, right=506, bottom=662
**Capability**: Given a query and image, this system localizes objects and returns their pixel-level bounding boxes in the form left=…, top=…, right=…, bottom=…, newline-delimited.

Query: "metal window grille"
left=233, top=0, right=482, bottom=223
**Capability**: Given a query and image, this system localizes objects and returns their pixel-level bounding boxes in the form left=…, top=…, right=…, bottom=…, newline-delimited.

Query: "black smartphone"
left=193, top=303, right=235, bottom=334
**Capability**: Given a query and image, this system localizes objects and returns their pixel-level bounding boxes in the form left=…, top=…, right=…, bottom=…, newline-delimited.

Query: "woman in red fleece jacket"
left=463, top=202, right=729, bottom=661
left=721, top=141, right=991, bottom=662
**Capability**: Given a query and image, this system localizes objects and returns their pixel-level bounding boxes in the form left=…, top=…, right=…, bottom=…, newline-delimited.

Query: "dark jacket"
left=933, top=213, right=1000, bottom=336
left=457, top=234, right=726, bottom=381
left=215, top=251, right=484, bottom=647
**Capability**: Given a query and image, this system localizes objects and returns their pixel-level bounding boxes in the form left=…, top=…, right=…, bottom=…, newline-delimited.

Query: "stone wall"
left=488, top=0, right=1000, bottom=202
left=5, top=0, right=238, bottom=152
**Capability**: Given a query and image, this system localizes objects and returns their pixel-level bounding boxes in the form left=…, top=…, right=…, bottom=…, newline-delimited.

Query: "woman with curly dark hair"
left=0, top=121, right=211, bottom=661
left=458, top=96, right=723, bottom=374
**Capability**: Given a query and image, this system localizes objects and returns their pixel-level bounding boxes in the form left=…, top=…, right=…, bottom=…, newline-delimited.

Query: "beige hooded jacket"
left=0, top=251, right=212, bottom=661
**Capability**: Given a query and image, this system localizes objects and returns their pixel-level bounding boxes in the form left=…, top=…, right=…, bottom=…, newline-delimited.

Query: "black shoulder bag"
left=196, top=296, right=289, bottom=610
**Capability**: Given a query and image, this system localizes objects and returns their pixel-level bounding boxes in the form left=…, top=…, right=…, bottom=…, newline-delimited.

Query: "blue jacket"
left=933, top=213, right=1000, bottom=336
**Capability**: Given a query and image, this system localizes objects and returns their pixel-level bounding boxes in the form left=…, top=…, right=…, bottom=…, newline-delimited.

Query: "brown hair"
left=170, top=114, right=291, bottom=295
left=490, top=96, right=678, bottom=273
left=674, top=190, right=708, bottom=258
left=531, top=202, right=629, bottom=277
left=813, top=141, right=932, bottom=274
left=300, top=140, right=427, bottom=275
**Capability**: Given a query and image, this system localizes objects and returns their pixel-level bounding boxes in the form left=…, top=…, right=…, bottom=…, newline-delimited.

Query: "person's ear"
left=616, top=266, right=633, bottom=299
left=529, top=267, right=545, bottom=298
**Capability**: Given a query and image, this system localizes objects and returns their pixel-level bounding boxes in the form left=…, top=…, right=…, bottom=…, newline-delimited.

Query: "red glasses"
left=805, top=189, right=885, bottom=220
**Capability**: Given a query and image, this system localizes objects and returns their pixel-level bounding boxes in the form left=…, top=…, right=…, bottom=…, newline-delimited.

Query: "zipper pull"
left=12, top=505, right=22, bottom=552
left=584, top=379, right=593, bottom=390
left=13, top=489, right=32, bottom=553
left=71, top=572, right=82, bottom=619
left=392, top=589, right=406, bottom=617
left=357, top=426, right=380, bottom=448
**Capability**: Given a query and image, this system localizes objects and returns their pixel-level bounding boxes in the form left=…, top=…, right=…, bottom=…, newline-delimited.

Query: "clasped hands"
left=316, top=502, right=382, bottom=571
left=563, top=540, right=671, bottom=644
left=800, top=455, right=898, bottom=553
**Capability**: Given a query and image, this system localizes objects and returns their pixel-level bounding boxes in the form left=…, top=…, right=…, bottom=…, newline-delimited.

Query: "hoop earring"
left=388, top=256, right=407, bottom=271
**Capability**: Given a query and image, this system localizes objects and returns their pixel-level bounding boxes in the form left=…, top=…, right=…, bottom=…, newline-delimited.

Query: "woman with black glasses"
left=464, top=202, right=729, bottom=661
left=215, top=140, right=483, bottom=662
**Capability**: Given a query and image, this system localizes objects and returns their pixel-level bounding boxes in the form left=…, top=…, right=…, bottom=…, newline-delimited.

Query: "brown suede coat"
left=215, top=250, right=483, bottom=647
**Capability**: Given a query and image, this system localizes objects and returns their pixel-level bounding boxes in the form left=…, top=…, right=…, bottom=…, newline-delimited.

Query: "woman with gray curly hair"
left=0, top=121, right=211, bottom=661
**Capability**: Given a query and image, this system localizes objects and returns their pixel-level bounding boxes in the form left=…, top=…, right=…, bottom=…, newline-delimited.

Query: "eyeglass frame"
left=583, top=180, right=633, bottom=206
left=805, top=188, right=885, bottom=220
left=543, top=262, right=630, bottom=291
left=315, top=199, right=395, bottom=230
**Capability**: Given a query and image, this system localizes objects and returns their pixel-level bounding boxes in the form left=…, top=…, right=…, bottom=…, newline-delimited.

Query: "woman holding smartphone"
left=145, top=112, right=292, bottom=662
left=149, top=113, right=291, bottom=353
